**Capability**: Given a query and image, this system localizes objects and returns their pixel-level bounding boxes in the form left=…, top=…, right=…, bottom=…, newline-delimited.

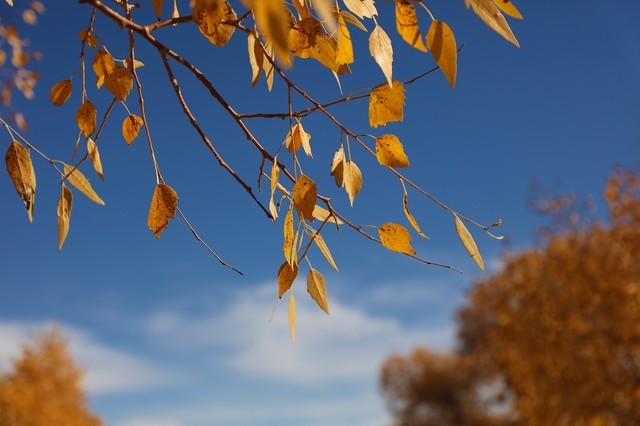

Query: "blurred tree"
left=381, top=168, right=640, bottom=426
left=0, top=327, right=102, bottom=426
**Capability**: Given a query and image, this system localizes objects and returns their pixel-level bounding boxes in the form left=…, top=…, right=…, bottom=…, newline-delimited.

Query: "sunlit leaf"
left=123, top=58, right=144, bottom=70
left=426, top=20, right=457, bottom=88
left=287, top=17, right=322, bottom=58
left=493, top=0, right=523, bottom=19
left=147, top=183, right=178, bottom=238
left=369, top=80, right=405, bottom=128
left=403, top=188, right=429, bottom=239
left=92, top=50, right=115, bottom=89
left=336, top=12, right=354, bottom=65
left=307, top=268, right=329, bottom=314
left=86, top=138, right=103, bottom=181
left=284, top=122, right=311, bottom=156
left=263, top=40, right=275, bottom=91
left=278, top=260, right=298, bottom=298
left=343, top=160, right=362, bottom=207
left=312, top=205, right=343, bottom=225
left=122, top=114, right=143, bottom=144
left=63, top=164, right=105, bottom=205
left=343, top=0, right=377, bottom=19
left=312, top=232, right=338, bottom=271
left=283, top=208, right=296, bottom=266
left=376, top=134, right=409, bottom=168
left=395, top=1, right=426, bottom=52
left=57, top=184, right=72, bottom=250
left=104, top=65, right=133, bottom=102
left=5, top=140, right=36, bottom=222
left=293, top=175, right=317, bottom=221
left=49, top=79, right=72, bottom=107
left=466, top=0, right=519, bottom=47
left=75, top=100, right=96, bottom=138
left=288, top=292, right=296, bottom=342
left=369, top=25, right=393, bottom=86
left=330, top=147, right=345, bottom=187
left=247, top=32, right=263, bottom=86
left=379, top=222, right=415, bottom=255
left=253, top=0, right=292, bottom=66
left=269, top=158, right=280, bottom=220
left=194, top=0, right=236, bottom=46
left=454, top=214, right=484, bottom=270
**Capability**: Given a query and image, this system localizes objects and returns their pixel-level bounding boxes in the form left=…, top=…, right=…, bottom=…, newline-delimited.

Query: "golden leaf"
left=57, top=184, right=72, bottom=250
left=312, top=205, right=343, bottom=225
left=5, top=140, right=36, bottom=222
left=403, top=189, right=428, bottom=239
left=340, top=10, right=367, bottom=32
left=307, top=268, right=329, bottom=314
left=277, top=261, right=298, bottom=298
left=330, top=147, right=345, bottom=187
left=86, top=138, right=104, bottom=181
left=49, top=79, right=72, bottom=107
left=369, top=25, right=393, bottom=87
left=379, top=222, right=415, bottom=255
left=288, top=292, right=296, bottom=343
left=4, top=0, right=13, bottom=6
left=263, top=40, right=275, bottom=91
left=288, top=17, right=322, bottom=58
left=253, top=0, right=291, bottom=66
left=63, top=164, right=105, bottom=205
left=123, top=58, right=145, bottom=70
left=466, top=0, right=519, bottom=47
left=369, top=80, right=405, bottom=128
left=92, top=50, right=115, bottom=89
left=147, top=183, right=178, bottom=238
left=493, top=0, right=523, bottom=19
left=104, top=64, right=133, bottom=102
left=284, top=123, right=312, bottom=156
left=426, top=20, right=457, bottom=88
left=122, top=114, right=143, bottom=144
left=269, top=158, right=280, bottom=220
left=194, top=1, right=236, bottom=46
left=75, top=100, right=96, bottom=138
left=311, top=36, right=348, bottom=74
left=293, top=175, right=317, bottom=221
left=78, top=30, right=96, bottom=48
left=376, top=134, right=409, bottom=168
left=343, top=160, right=362, bottom=207
left=283, top=208, right=296, bottom=266
left=454, top=214, right=484, bottom=271
left=395, top=1, right=426, bottom=52
left=247, top=32, right=263, bottom=86
left=336, top=12, right=354, bottom=65
left=312, top=232, right=338, bottom=271
left=152, top=0, right=163, bottom=19
left=343, top=0, right=377, bottom=19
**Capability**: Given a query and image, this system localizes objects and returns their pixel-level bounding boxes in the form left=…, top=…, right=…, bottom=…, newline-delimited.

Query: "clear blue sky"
left=1, top=1, right=639, bottom=425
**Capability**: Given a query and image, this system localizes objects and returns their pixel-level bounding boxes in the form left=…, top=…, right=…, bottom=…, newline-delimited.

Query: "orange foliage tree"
left=0, top=328, right=102, bottom=426
left=381, top=168, right=640, bottom=425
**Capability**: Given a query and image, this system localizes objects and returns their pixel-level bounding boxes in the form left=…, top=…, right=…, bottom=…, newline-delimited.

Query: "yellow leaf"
left=49, top=79, right=72, bottom=107
left=253, top=0, right=292, bottom=66
left=263, top=40, right=275, bottom=91
left=57, top=184, right=72, bottom=250
left=4, top=0, right=13, bottom=6
left=312, top=232, right=338, bottom=271
left=379, top=222, right=415, bottom=255
left=277, top=261, right=298, bottom=298
left=147, top=183, right=178, bottom=238
left=284, top=123, right=312, bottom=156
left=152, top=0, right=163, bottom=19
left=375, top=134, right=409, bottom=168
left=311, top=0, right=337, bottom=36
left=312, top=205, right=343, bottom=225
left=403, top=189, right=429, bottom=239
left=123, top=58, right=145, bottom=70
left=336, top=12, right=354, bottom=65
left=75, top=100, right=96, bottom=138
left=288, top=292, right=296, bottom=342
left=5, top=140, right=36, bottom=222
left=369, top=80, right=405, bottom=128
left=311, top=36, right=349, bottom=74
left=92, top=50, right=115, bottom=89
left=395, top=1, right=426, bottom=52
left=104, top=64, right=133, bottom=102
left=269, top=158, right=280, bottom=220
left=466, top=0, right=519, bottom=47
left=247, top=32, right=263, bottom=86
left=287, top=17, right=322, bottom=58
left=86, top=138, right=104, bottom=181
left=293, top=175, right=317, bottom=221
left=330, top=147, right=345, bottom=187
left=283, top=208, right=296, bottom=266
left=194, top=0, right=236, bottom=46
left=369, top=25, right=393, bottom=86
left=454, top=214, right=484, bottom=271
left=342, top=0, right=377, bottom=19
left=343, top=160, right=362, bottom=207
left=78, top=30, right=96, bottom=48
left=426, top=20, right=457, bottom=88
left=493, top=0, right=523, bottom=19
left=307, top=268, right=329, bottom=314
left=122, top=114, right=143, bottom=144
left=63, top=164, right=105, bottom=205
left=340, top=10, right=367, bottom=32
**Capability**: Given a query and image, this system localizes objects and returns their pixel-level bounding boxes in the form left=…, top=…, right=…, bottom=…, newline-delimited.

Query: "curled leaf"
left=454, top=214, right=484, bottom=271
left=147, top=183, right=178, bottom=238
left=379, top=222, right=415, bottom=255
left=343, top=161, right=362, bottom=207
left=63, top=164, right=105, bottom=205
left=57, top=184, right=72, bottom=250
left=269, top=158, right=280, bottom=220
left=247, top=32, right=263, bottom=86
left=376, top=134, right=409, bottom=168
left=284, top=122, right=312, bottom=156
left=283, top=208, right=296, bottom=266
left=86, top=138, right=104, bottom=180
left=403, top=189, right=429, bottom=239
left=307, top=268, right=329, bottom=314
left=330, top=147, right=345, bottom=187
left=369, top=80, right=405, bottom=128
left=5, top=140, right=36, bottom=222
left=49, top=79, right=72, bottom=106
left=288, top=292, right=296, bottom=343
left=312, top=232, right=338, bottom=271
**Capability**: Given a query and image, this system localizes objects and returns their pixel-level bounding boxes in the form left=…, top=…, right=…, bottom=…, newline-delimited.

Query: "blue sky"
left=1, top=1, right=639, bottom=425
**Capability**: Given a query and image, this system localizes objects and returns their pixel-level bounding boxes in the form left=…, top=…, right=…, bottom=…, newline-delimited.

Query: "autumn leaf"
left=253, top=0, right=291, bottom=66
left=63, top=164, right=105, bottom=205
left=403, top=189, right=429, bottom=239
left=288, top=292, right=296, bottom=342
left=5, top=140, right=36, bottom=222
left=263, top=40, right=275, bottom=91
left=277, top=260, right=298, bottom=298
left=395, top=1, right=426, bottom=52
left=194, top=1, right=236, bottom=46
left=247, top=32, right=263, bottom=86
left=269, top=158, right=280, bottom=220
left=57, top=184, right=72, bottom=250
left=284, top=122, right=312, bottom=156
left=312, top=205, right=343, bottom=225
left=466, top=0, right=519, bottom=47
left=78, top=30, right=96, bottom=48
left=307, top=268, right=329, bottom=314
left=426, top=20, right=457, bottom=88
left=147, top=184, right=178, bottom=238
left=293, top=175, right=317, bottom=221
left=369, top=80, right=405, bottom=128
left=104, top=65, right=133, bottom=102
left=312, top=232, right=338, bottom=271
left=379, top=222, right=415, bottom=255
left=376, top=134, right=409, bottom=168
left=86, top=139, right=103, bottom=181
left=454, top=214, right=484, bottom=270
left=152, top=0, right=163, bottom=19
left=343, top=160, right=362, bottom=206
left=493, top=0, right=523, bottom=19
left=343, top=0, right=377, bottom=19
left=122, top=114, right=143, bottom=144
left=123, top=58, right=145, bottom=70
left=330, top=147, right=345, bottom=187
left=283, top=208, right=296, bottom=266
left=75, top=100, right=96, bottom=137
left=369, top=25, right=393, bottom=87
left=49, top=79, right=72, bottom=107
left=336, top=12, right=354, bottom=65
left=92, top=50, right=115, bottom=89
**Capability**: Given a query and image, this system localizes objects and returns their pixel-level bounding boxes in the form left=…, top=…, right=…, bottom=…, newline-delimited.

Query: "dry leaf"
left=369, top=80, right=405, bottom=128
left=247, top=32, right=263, bottom=86
left=277, top=261, right=298, bottom=298
left=336, top=12, right=354, bottom=65
left=5, top=140, right=36, bottom=222
left=92, top=50, right=115, bottom=89
left=454, top=214, right=484, bottom=270
left=63, top=164, right=105, bottom=205
left=288, top=17, right=322, bottom=58
left=395, top=1, right=426, bottom=52
left=292, top=175, right=317, bottom=221
left=312, top=232, right=338, bottom=271
left=194, top=1, right=236, bottom=46
left=342, top=0, right=377, bottom=19
left=86, top=138, right=103, bottom=181
left=330, top=147, right=345, bottom=187
left=379, top=222, right=415, bottom=255
left=152, top=0, right=163, bottom=19
left=283, top=208, right=296, bottom=266
left=369, top=25, right=393, bottom=87
left=57, top=184, right=72, bottom=250
left=493, top=0, right=523, bottom=19
left=78, top=30, right=96, bottom=48
left=288, top=292, right=296, bottom=342
left=269, top=158, right=280, bottom=220
left=147, top=183, right=178, bottom=238
left=49, top=79, right=72, bottom=107
left=403, top=189, right=429, bottom=239
left=312, top=205, right=343, bottom=225
left=343, top=160, right=362, bottom=207
left=307, top=268, right=329, bottom=314
left=466, top=0, right=519, bottom=47
left=253, top=0, right=291, bottom=66
left=122, top=114, right=143, bottom=144
left=376, top=134, right=409, bottom=168
left=123, top=58, right=144, bottom=70
left=426, top=20, right=457, bottom=88
left=75, top=100, right=96, bottom=137
left=263, top=40, right=275, bottom=91
left=104, top=65, right=133, bottom=102
left=284, top=123, right=311, bottom=156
